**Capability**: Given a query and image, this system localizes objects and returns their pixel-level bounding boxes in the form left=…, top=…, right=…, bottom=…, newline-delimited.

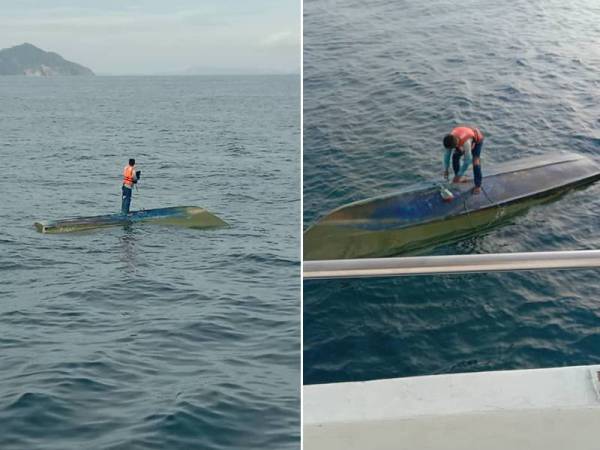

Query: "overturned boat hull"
left=35, top=206, right=228, bottom=234
left=304, top=153, right=600, bottom=260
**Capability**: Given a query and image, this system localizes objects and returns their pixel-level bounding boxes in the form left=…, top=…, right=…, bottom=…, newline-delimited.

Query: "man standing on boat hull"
left=443, top=126, right=484, bottom=194
left=122, top=158, right=139, bottom=214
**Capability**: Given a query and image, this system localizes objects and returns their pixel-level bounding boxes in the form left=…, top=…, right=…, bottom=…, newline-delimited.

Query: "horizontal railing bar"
left=303, top=250, right=600, bottom=279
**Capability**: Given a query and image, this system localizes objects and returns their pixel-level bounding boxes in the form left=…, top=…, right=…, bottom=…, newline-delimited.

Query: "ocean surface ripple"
left=0, top=75, right=299, bottom=449
left=304, top=0, right=600, bottom=384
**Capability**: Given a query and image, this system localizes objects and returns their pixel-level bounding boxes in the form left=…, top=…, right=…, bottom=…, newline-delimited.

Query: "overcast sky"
left=0, top=0, right=300, bottom=75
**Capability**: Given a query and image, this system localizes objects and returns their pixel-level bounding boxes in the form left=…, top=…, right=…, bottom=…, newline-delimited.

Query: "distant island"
left=0, top=43, right=94, bottom=76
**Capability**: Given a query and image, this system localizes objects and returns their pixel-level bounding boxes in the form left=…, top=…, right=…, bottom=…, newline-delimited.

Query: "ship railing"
left=303, top=250, right=600, bottom=279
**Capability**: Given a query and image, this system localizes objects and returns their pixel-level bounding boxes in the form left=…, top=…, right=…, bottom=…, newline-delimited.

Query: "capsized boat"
left=34, top=206, right=228, bottom=234
left=304, top=152, right=600, bottom=260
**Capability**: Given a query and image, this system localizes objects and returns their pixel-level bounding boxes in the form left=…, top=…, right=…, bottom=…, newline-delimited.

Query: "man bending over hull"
left=443, top=126, right=484, bottom=194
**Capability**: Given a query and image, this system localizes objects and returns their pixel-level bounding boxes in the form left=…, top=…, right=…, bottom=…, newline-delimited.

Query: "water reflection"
left=119, top=224, right=139, bottom=272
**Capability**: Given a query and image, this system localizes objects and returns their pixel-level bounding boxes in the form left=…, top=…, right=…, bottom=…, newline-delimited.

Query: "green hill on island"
left=0, top=43, right=94, bottom=76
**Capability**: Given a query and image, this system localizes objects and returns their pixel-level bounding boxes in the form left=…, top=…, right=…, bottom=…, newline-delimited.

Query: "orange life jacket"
left=451, top=126, right=484, bottom=150
left=123, top=165, right=135, bottom=186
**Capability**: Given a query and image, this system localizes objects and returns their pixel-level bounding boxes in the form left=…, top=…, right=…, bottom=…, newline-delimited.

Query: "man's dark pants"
left=451, top=140, right=484, bottom=187
left=122, top=185, right=132, bottom=214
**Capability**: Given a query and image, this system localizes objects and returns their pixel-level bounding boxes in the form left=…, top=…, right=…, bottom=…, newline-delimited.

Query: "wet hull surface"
left=304, top=153, right=600, bottom=260
left=34, top=206, right=228, bottom=233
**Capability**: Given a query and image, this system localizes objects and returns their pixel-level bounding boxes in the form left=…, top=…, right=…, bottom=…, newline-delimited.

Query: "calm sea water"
left=0, top=75, right=299, bottom=449
left=304, top=0, right=600, bottom=384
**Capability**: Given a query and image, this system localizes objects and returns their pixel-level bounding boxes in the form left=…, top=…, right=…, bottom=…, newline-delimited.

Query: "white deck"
left=304, top=365, right=600, bottom=449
